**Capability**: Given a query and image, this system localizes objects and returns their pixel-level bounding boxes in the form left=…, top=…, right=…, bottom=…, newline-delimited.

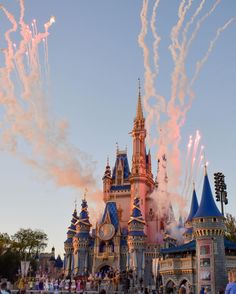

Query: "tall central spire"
left=135, top=78, right=144, bottom=121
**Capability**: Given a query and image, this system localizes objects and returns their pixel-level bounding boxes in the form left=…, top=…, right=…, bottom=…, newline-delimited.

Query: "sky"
left=0, top=0, right=236, bottom=257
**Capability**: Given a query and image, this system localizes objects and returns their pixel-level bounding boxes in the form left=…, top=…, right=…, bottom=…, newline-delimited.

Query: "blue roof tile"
left=186, top=189, right=199, bottom=222
left=101, top=201, right=119, bottom=231
left=161, top=240, right=196, bottom=254
left=75, top=232, right=90, bottom=238
left=129, top=197, right=145, bottom=224
left=110, top=185, right=131, bottom=191
left=224, top=239, right=236, bottom=250
left=55, top=255, right=63, bottom=268
left=64, top=237, right=73, bottom=244
left=77, top=199, right=91, bottom=226
left=112, top=153, right=130, bottom=180
left=194, top=173, right=222, bottom=218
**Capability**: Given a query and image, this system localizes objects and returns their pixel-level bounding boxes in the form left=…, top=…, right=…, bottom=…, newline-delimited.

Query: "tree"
left=0, top=228, right=48, bottom=281
left=0, top=233, right=11, bottom=256
left=12, top=228, right=48, bottom=258
left=225, top=213, right=236, bottom=242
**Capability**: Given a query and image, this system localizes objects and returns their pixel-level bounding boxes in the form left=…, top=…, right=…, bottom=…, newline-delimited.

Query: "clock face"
left=98, top=223, right=115, bottom=241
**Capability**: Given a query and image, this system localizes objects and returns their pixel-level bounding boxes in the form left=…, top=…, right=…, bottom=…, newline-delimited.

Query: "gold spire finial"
left=138, top=78, right=141, bottom=96
left=83, top=188, right=88, bottom=200
left=74, top=198, right=77, bottom=210
left=203, top=150, right=207, bottom=175
left=193, top=181, right=195, bottom=190
left=136, top=78, right=144, bottom=120
left=116, top=142, right=119, bottom=155
left=107, top=156, right=109, bottom=166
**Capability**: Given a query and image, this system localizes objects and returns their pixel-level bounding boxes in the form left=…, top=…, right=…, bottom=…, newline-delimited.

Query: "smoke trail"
left=182, top=135, right=193, bottom=197
left=191, top=17, right=236, bottom=86
left=187, top=0, right=221, bottom=51
left=185, top=130, right=201, bottom=199
left=138, top=0, right=165, bottom=147
left=163, top=0, right=194, bottom=190
left=0, top=3, right=97, bottom=194
left=150, top=0, right=161, bottom=78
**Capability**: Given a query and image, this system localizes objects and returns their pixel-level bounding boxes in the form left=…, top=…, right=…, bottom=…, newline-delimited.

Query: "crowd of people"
left=1, top=269, right=236, bottom=293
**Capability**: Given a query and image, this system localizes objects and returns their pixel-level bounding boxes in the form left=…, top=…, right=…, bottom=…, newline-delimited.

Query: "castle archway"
left=95, top=263, right=114, bottom=278
left=165, top=279, right=176, bottom=294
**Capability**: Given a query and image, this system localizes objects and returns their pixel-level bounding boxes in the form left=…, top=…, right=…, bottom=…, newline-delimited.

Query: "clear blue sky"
left=0, top=0, right=235, bottom=256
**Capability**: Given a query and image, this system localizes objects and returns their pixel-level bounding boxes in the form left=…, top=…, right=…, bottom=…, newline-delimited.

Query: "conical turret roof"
left=67, top=209, right=78, bottom=235
left=186, top=189, right=199, bottom=222
left=128, top=197, right=145, bottom=225
left=77, top=198, right=91, bottom=226
left=194, top=173, right=222, bottom=218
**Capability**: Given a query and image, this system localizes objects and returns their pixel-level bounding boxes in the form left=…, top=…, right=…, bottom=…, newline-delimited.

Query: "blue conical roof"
left=194, top=173, right=222, bottom=218
left=128, top=197, right=145, bottom=225
left=78, top=199, right=91, bottom=226
left=55, top=255, right=63, bottom=268
left=67, top=209, right=78, bottom=235
left=186, top=189, right=199, bottom=222
left=101, top=201, right=119, bottom=231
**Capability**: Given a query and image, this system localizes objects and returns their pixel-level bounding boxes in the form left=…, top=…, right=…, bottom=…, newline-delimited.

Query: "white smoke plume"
left=0, top=2, right=103, bottom=208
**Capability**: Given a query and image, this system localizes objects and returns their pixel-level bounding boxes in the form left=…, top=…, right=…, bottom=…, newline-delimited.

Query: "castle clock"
left=98, top=223, right=115, bottom=241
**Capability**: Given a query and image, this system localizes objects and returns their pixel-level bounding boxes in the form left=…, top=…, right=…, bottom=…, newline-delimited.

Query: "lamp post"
left=214, top=172, right=228, bottom=216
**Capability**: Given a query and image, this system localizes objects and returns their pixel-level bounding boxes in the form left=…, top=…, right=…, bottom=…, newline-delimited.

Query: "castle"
left=64, top=88, right=236, bottom=293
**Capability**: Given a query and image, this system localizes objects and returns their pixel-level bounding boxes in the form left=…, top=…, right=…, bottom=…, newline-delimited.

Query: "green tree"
left=12, top=228, right=48, bottom=258
left=0, top=233, right=11, bottom=256
left=0, top=228, right=48, bottom=281
left=225, top=213, right=236, bottom=242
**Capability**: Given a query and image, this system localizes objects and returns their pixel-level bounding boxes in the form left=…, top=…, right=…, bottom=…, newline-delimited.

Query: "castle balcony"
left=226, top=255, right=236, bottom=269
left=97, top=252, right=116, bottom=261
left=159, top=257, right=196, bottom=274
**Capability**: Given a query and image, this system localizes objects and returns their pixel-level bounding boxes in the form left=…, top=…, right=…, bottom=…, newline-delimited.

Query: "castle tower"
left=93, top=201, right=121, bottom=273
left=128, top=197, right=146, bottom=280
left=102, top=157, right=112, bottom=202
left=106, top=149, right=131, bottom=227
left=64, top=208, right=78, bottom=277
left=183, top=188, right=199, bottom=243
left=192, top=169, right=227, bottom=293
left=73, top=197, right=92, bottom=276
left=129, top=81, right=154, bottom=219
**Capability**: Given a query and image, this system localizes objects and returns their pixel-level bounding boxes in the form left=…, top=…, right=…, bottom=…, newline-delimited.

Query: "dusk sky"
left=0, top=0, right=235, bottom=256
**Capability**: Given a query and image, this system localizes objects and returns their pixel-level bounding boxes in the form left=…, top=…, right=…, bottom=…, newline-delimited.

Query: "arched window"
left=99, top=241, right=106, bottom=253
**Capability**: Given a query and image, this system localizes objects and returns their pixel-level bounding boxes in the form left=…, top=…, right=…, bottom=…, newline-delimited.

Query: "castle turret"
left=130, top=81, right=154, bottom=218
left=183, top=188, right=199, bottom=243
left=109, top=149, right=131, bottom=226
left=102, top=157, right=112, bottom=202
left=192, top=169, right=226, bottom=293
left=73, top=197, right=92, bottom=276
left=128, top=197, right=146, bottom=280
left=64, top=208, right=78, bottom=277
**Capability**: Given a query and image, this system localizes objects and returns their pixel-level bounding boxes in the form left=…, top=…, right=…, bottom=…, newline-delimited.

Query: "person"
left=225, top=270, right=236, bottom=293
left=179, top=281, right=187, bottom=294
left=99, top=290, right=106, bottom=294
left=0, top=282, right=10, bottom=294
left=200, top=287, right=205, bottom=294
left=138, top=288, right=145, bottom=294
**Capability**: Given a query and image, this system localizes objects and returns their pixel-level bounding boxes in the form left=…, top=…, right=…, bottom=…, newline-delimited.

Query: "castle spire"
left=135, top=78, right=144, bottom=121
left=186, top=188, right=199, bottom=223
left=194, top=172, right=222, bottom=218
